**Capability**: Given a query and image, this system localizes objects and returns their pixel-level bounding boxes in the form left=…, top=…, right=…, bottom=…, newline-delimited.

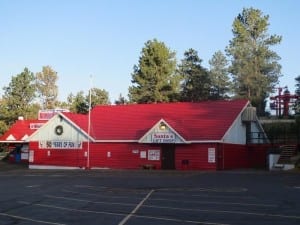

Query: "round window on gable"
left=55, top=125, right=63, bottom=136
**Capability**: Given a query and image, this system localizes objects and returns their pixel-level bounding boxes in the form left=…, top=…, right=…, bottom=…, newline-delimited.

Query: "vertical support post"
left=87, top=75, right=92, bottom=169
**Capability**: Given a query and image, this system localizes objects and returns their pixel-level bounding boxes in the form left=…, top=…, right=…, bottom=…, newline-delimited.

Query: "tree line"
left=0, top=7, right=292, bottom=134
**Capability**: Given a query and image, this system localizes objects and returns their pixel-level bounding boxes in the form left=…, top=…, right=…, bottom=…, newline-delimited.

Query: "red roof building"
left=25, top=100, right=269, bottom=170
left=89, top=99, right=249, bottom=142
left=0, top=118, right=46, bottom=162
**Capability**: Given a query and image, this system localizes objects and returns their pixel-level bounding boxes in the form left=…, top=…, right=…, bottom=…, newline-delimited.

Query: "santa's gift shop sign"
left=152, top=132, right=175, bottom=143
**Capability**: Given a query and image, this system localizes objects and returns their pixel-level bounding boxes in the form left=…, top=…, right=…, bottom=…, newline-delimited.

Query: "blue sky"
left=0, top=0, right=299, bottom=103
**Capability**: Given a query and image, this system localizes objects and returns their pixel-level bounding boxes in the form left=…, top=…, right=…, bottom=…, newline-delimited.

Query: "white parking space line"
left=153, top=191, right=257, bottom=200
left=118, top=189, right=154, bottom=225
left=149, top=197, right=277, bottom=207
left=26, top=185, right=41, bottom=188
left=34, top=203, right=127, bottom=216
left=73, top=185, right=95, bottom=188
left=24, top=174, right=43, bottom=177
left=143, top=204, right=300, bottom=220
left=0, top=212, right=66, bottom=225
left=132, top=213, right=231, bottom=225
left=19, top=200, right=230, bottom=225
left=45, top=194, right=136, bottom=207
left=15, top=185, right=300, bottom=225
left=158, top=187, right=248, bottom=192
left=62, top=188, right=151, bottom=200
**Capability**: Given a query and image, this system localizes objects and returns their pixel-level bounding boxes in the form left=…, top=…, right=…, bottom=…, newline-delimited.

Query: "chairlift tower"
left=270, top=86, right=298, bottom=117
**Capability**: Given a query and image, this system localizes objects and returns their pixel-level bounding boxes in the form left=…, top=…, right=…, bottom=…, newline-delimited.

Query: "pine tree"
left=209, top=51, right=231, bottom=100
left=36, top=66, right=58, bottom=109
left=179, top=48, right=210, bottom=101
left=293, top=75, right=300, bottom=114
left=226, top=7, right=282, bottom=116
left=128, top=39, right=179, bottom=103
left=115, top=94, right=128, bottom=105
left=1, top=68, right=37, bottom=123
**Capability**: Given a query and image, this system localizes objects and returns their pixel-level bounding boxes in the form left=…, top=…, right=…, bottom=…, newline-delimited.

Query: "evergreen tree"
left=36, top=66, right=58, bottom=109
left=88, top=87, right=110, bottom=108
left=293, top=75, right=300, bottom=114
left=0, top=98, right=9, bottom=134
left=209, top=51, right=231, bottom=100
left=178, top=48, right=210, bottom=101
left=0, top=120, right=8, bottom=135
left=68, top=91, right=88, bottom=114
left=115, top=93, right=128, bottom=105
left=128, top=39, right=179, bottom=103
left=67, top=88, right=110, bottom=114
left=226, top=7, right=282, bottom=116
left=295, top=75, right=300, bottom=96
left=1, top=68, right=37, bottom=123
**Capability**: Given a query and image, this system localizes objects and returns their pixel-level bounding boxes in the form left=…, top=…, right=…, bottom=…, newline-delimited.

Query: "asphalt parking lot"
left=0, top=163, right=300, bottom=225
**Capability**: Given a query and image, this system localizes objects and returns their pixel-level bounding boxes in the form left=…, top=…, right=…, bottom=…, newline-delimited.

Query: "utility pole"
left=87, top=75, right=92, bottom=169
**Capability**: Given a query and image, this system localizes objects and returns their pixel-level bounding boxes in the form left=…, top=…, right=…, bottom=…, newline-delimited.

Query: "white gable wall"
left=29, top=115, right=88, bottom=142
left=223, top=116, right=247, bottom=144
left=139, top=119, right=187, bottom=144
left=222, top=113, right=268, bottom=144
left=140, top=128, right=185, bottom=144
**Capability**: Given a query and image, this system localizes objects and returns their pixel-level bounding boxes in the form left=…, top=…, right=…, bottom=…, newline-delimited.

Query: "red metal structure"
left=270, top=87, right=298, bottom=117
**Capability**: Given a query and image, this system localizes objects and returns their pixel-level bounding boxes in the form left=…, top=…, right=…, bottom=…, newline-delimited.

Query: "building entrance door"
left=161, top=144, right=175, bottom=169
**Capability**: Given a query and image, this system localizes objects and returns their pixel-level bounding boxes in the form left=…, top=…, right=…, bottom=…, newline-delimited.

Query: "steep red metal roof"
left=86, top=99, right=249, bottom=141
left=0, top=119, right=46, bottom=143
left=62, top=112, right=89, bottom=134
left=1, top=100, right=249, bottom=143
